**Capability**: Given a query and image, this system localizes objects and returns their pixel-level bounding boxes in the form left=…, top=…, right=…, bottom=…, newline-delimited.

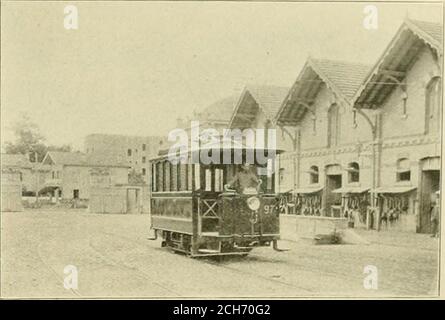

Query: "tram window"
left=188, top=163, right=193, bottom=191
left=178, top=164, right=188, bottom=191
left=156, top=162, right=164, bottom=192
left=164, top=161, right=171, bottom=191
left=215, top=168, right=224, bottom=192
left=170, top=163, right=178, bottom=191
left=266, top=159, right=274, bottom=192
left=152, top=164, right=156, bottom=192
left=205, top=169, right=212, bottom=191
left=194, top=164, right=201, bottom=190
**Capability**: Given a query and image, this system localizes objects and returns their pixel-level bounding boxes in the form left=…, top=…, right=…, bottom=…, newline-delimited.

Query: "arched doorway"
left=419, top=156, right=441, bottom=233
left=324, top=164, right=342, bottom=217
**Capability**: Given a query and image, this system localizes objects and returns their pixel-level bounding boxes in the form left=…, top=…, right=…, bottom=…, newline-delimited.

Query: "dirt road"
left=1, top=210, right=439, bottom=298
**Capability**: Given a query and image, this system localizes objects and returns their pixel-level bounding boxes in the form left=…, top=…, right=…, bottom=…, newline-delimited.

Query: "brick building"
left=176, top=95, right=239, bottom=133
left=84, top=134, right=165, bottom=184
left=275, top=58, right=372, bottom=228
left=273, top=18, right=442, bottom=233
left=353, top=18, right=442, bottom=233
left=227, top=85, right=292, bottom=192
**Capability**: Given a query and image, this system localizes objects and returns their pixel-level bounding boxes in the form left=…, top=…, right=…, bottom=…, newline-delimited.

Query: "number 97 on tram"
left=148, top=144, right=288, bottom=257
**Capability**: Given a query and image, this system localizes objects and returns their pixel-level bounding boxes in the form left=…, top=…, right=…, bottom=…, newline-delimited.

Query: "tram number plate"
left=264, top=205, right=272, bottom=214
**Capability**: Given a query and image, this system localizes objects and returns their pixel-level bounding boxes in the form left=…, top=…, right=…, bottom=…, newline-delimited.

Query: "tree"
left=4, top=113, right=72, bottom=162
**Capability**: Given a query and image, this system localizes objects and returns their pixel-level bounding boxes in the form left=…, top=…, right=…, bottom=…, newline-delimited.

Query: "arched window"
left=347, top=162, right=360, bottom=183
left=396, top=158, right=411, bottom=182
left=425, top=77, right=441, bottom=135
left=309, top=166, right=319, bottom=184
left=328, top=103, right=341, bottom=147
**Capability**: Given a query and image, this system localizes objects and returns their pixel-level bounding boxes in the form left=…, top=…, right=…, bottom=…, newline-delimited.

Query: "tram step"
left=201, top=232, right=219, bottom=237
left=198, top=249, right=221, bottom=254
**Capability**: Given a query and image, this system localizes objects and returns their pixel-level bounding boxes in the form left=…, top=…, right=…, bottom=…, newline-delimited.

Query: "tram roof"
left=150, top=140, right=284, bottom=162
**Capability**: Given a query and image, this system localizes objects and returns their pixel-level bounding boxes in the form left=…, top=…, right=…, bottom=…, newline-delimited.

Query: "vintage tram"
left=148, top=143, right=286, bottom=257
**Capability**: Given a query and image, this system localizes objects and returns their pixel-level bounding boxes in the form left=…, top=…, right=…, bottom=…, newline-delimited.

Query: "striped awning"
left=294, top=186, right=323, bottom=194
left=372, top=186, right=417, bottom=194
left=332, top=187, right=370, bottom=194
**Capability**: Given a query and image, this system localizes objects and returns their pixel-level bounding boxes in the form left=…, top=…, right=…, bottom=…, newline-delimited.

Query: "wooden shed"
left=1, top=168, right=23, bottom=212
left=88, top=167, right=147, bottom=214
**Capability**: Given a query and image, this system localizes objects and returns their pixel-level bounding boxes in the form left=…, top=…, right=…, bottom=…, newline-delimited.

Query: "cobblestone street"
left=1, top=210, right=439, bottom=298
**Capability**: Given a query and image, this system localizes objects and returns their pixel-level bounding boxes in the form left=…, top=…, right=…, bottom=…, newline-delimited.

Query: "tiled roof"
left=46, top=151, right=86, bottom=166
left=1, top=153, right=32, bottom=169
left=310, top=59, right=371, bottom=101
left=353, top=19, right=443, bottom=107
left=46, top=151, right=129, bottom=167
left=197, top=96, right=239, bottom=122
left=245, top=85, right=289, bottom=120
left=406, top=18, right=443, bottom=46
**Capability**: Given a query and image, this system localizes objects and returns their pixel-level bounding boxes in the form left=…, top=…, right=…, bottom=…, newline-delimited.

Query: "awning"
left=372, top=186, right=417, bottom=194
left=294, top=186, right=323, bottom=194
left=332, top=187, right=370, bottom=194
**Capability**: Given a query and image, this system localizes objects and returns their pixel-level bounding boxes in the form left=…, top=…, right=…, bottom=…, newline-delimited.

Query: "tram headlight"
left=247, top=196, right=261, bottom=211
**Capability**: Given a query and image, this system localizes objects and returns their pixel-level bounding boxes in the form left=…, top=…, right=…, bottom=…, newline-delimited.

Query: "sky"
left=1, top=1, right=442, bottom=151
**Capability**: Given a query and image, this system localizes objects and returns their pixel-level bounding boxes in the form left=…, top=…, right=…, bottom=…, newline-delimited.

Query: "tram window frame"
left=188, top=163, right=194, bottom=191
left=178, top=163, right=188, bottom=191
left=266, top=159, right=274, bottom=192
left=170, top=163, right=178, bottom=191
left=155, top=161, right=164, bottom=192
left=204, top=168, right=212, bottom=191
left=194, top=163, right=201, bottom=191
left=164, top=161, right=171, bottom=191
left=152, top=163, right=157, bottom=192
left=214, top=167, right=224, bottom=192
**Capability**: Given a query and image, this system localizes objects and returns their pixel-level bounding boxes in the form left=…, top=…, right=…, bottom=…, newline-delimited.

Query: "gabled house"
left=1, top=153, right=35, bottom=191
left=41, top=151, right=130, bottom=200
left=275, top=58, right=372, bottom=226
left=227, top=85, right=292, bottom=192
left=353, top=18, right=443, bottom=233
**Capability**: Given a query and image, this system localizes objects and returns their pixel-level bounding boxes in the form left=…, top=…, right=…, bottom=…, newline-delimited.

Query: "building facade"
left=353, top=18, right=442, bottom=233
left=41, top=151, right=130, bottom=200
left=275, top=58, right=373, bottom=228
left=227, top=85, right=293, bottom=192
left=84, top=134, right=165, bottom=185
left=273, top=18, right=442, bottom=233
left=1, top=153, right=34, bottom=194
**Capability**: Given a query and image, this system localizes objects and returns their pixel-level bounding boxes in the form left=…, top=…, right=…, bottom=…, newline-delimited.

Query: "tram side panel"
left=151, top=196, right=194, bottom=234
left=219, top=196, right=252, bottom=236
left=219, top=195, right=280, bottom=236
